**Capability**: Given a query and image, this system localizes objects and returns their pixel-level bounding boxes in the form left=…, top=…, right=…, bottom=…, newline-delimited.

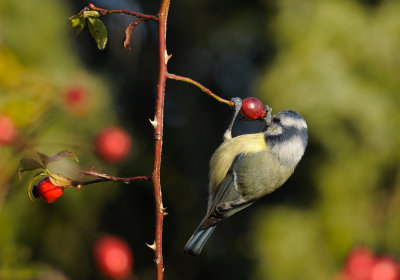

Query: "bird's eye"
left=273, top=117, right=280, bottom=124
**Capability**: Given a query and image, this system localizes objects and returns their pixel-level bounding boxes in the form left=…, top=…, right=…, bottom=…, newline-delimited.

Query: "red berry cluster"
left=94, top=235, right=134, bottom=279
left=338, top=247, right=400, bottom=280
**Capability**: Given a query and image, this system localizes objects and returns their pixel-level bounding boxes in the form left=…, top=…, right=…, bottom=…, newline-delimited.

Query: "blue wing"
left=184, top=154, right=253, bottom=256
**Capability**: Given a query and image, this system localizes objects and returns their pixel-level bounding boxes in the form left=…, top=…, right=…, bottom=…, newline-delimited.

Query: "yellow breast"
left=209, top=133, right=269, bottom=191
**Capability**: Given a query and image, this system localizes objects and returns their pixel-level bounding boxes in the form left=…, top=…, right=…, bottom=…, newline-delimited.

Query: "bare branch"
left=150, top=1, right=171, bottom=279
left=166, top=73, right=234, bottom=106
left=78, top=169, right=150, bottom=184
left=87, top=3, right=158, bottom=21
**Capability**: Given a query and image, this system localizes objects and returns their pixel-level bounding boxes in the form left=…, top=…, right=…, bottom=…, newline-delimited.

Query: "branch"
left=166, top=73, right=234, bottom=106
left=150, top=1, right=170, bottom=279
left=87, top=3, right=158, bottom=21
left=79, top=168, right=150, bottom=184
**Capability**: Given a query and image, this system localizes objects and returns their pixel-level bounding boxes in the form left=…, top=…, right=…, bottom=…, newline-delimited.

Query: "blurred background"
left=1, top=0, right=400, bottom=279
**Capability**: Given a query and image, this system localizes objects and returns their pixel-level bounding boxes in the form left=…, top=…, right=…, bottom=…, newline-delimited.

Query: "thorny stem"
left=167, top=73, right=234, bottom=107
left=151, top=0, right=170, bottom=279
left=78, top=3, right=170, bottom=276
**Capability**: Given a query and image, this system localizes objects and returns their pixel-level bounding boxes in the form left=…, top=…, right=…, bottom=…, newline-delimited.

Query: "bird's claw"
left=231, top=97, right=242, bottom=113
left=223, top=129, right=232, bottom=141
left=263, top=105, right=272, bottom=128
left=223, top=97, right=243, bottom=141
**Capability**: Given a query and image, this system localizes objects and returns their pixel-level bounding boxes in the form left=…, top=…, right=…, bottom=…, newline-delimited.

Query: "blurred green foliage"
left=0, top=0, right=127, bottom=278
left=252, top=0, right=400, bottom=279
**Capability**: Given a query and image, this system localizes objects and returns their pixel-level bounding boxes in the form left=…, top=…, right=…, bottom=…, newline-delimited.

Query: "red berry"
left=95, top=127, right=131, bottom=163
left=370, top=257, right=400, bottom=280
left=65, top=87, right=87, bottom=106
left=94, top=235, right=133, bottom=279
left=345, top=247, right=376, bottom=280
left=34, top=177, right=64, bottom=203
left=240, top=97, right=265, bottom=120
left=63, top=86, right=91, bottom=117
left=0, top=114, right=17, bottom=145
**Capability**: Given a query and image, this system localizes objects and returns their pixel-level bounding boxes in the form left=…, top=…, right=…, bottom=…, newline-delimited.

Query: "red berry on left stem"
left=33, top=177, right=64, bottom=203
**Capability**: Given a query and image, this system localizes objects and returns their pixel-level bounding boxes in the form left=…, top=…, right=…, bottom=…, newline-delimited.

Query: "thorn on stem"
left=146, top=242, right=156, bottom=251
left=149, top=117, right=158, bottom=128
left=164, top=51, right=172, bottom=64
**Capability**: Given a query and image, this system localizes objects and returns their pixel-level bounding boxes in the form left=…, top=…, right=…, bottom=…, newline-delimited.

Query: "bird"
left=184, top=98, right=308, bottom=256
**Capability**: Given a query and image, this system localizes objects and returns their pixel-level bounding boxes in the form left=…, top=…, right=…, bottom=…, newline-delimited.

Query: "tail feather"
left=184, top=225, right=216, bottom=256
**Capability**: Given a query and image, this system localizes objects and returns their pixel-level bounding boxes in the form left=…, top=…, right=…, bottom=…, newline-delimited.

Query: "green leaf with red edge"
left=87, top=17, right=108, bottom=50
left=68, top=15, right=85, bottom=35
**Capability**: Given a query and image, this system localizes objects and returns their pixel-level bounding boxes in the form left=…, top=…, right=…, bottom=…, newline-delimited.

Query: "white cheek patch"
left=272, top=134, right=305, bottom=168
left=280, top=117, right=307, bottom=130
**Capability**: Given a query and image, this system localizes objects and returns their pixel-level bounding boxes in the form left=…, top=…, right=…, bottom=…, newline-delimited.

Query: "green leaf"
left=68, top=15, right=85, bottom=35
left=37, top=151, right=50, bottom=168
left=19, top=150, right=79, bottom=181
left=49, top=173, right=73, bottom=187
left=20, top=157, right=44, bottom=171
left=83, top=10, right=100, bottom=18
left=87, top=17, right=108, bottom=50
left=48, top=150, right=79, bottom=164
left=19, top=158, right=44, bottom=180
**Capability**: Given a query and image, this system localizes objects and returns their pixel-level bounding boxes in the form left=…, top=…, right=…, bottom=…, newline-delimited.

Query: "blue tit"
left=184, top=101, right=308, bottom=256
